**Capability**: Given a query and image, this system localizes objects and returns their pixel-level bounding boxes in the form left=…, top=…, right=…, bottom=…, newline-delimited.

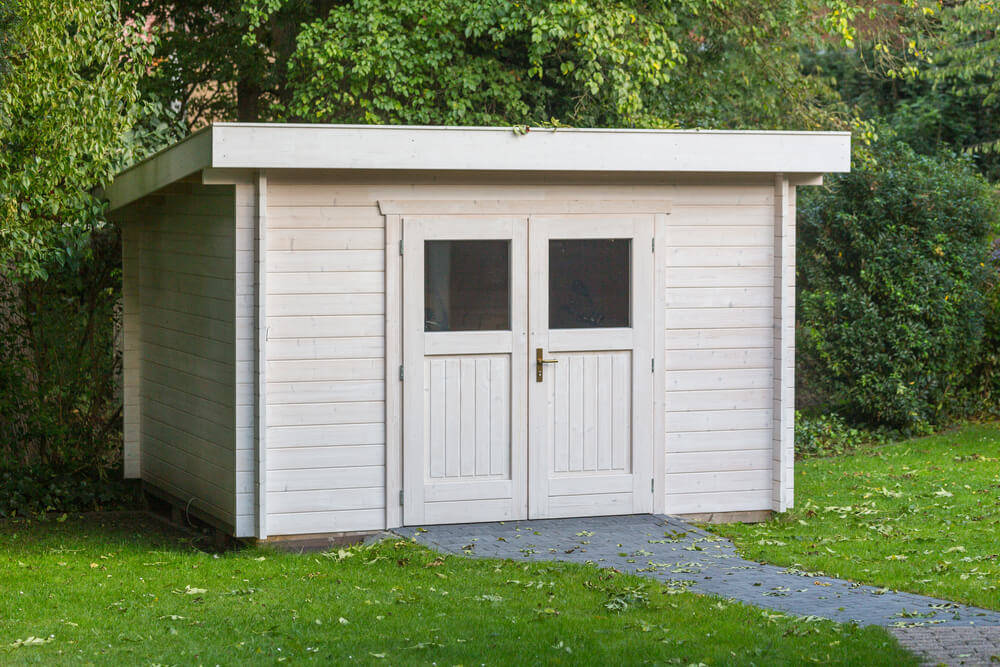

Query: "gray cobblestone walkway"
left=890, top=627, right=1000, bottom=665
left=401, top=514, right=1000, bottom=628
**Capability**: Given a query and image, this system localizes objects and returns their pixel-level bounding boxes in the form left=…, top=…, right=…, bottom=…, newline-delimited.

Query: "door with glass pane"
left=401, top=216, right=528, bottom=525
left=528, top=216, right=654, bottom=518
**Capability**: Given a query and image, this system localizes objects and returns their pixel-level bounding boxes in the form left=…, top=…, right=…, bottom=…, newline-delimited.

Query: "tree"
left=123, top=0, right=339, bottom=126
left=0, top=0, right=150, bottom=277
left=0, top=0, right=152, bottom=470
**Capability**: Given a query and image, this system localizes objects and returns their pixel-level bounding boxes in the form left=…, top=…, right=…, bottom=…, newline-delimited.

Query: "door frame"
left=527, top=214, right=654, bottom=519
left=381, top=199, right=670, bottom=529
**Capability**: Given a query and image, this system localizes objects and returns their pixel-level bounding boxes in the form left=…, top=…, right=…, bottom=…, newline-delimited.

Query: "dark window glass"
left=424, top=240, right=510, bottom=331
left=549, top=239, right=630, bottom=329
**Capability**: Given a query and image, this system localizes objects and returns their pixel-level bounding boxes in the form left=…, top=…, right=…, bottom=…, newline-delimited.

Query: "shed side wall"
left=134, top=183, right=239, bottom=528
left=263, top=172, right=783, bottom=534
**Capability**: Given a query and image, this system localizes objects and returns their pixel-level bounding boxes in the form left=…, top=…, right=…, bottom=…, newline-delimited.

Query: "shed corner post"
left=122, top=210, right=142, bottom=480
left=383, top=210, right=403, bottom=530
left=652, top=210, right=668, bottom=515
left=255, top=169, right=269, bottom=539
left=772, top=174, right=795, bottom=513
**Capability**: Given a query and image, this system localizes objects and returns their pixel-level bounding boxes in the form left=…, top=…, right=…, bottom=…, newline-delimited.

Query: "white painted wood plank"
left=267, top=271, right=384, bottom=295
left=267, top=508, right=384, bottom=535
left=267, top=358, right=383, bottom=382
left=266, top=315, right=384, bottom=339
left=668, top=247, right=772, bottom=268
left=267, top=228, right=384, bottom=251
left=267, top=444, right=384, bottom=470
left=666, top=449, right=770, bottom=474
left=268, top=466, right=384, bottom=493
left=267, top=380, right=384, bottom=404
left=666, top=388, right=771, bottom=412
left=268, top=293, right=383, bottom=317
left=267, top=423, right=384, bottom=448
left=268, top=249, right=384, bottom=273
left=666, top=469, right=771, bottom=495
left=666, top=328, right=772, bottom=350
left=267, top=401, right=384, bottom=427
left=267, top=487, right=384, bottom=514
left=665, top=489, right=771, bottom=514
left=666, top=429, right=772, bottom=453
left=665, top=287, right=772, bottom=309
left=665, top=307, right=772, bottom=330
left=665, top=348, right=771, bottom=371
left=666, top=408, right=771, bottom=432
left=266, top=337, right=384, bottom=361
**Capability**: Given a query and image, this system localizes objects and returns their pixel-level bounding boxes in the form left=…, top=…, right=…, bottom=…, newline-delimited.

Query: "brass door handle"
left=536, top=348, right=558, bottom=382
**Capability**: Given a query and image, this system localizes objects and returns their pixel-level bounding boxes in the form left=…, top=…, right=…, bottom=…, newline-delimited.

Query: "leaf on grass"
left=933, top=488, right=953, bottom=497
left=10, top=636, right=54, bottom=648
left=339, top=617, right=349, bottom=625
left=185, top=586, right=207, bottom=594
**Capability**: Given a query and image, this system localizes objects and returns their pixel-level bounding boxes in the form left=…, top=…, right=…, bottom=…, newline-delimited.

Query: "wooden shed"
left=106, top=123, right=850, bottom=540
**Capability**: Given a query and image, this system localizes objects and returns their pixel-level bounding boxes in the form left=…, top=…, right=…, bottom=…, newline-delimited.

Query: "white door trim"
left=383, top=202, right=668, bottom=528
left=527, top=214, right=656, bottom=519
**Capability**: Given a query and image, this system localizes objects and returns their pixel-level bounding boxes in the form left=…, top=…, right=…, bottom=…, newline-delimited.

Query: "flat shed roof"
left=106, top=123, right=851, bottom=210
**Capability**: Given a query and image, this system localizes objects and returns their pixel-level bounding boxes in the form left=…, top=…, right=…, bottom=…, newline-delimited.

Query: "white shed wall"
left=262, top=172, right=793, bottom=535
left=125, top=183, right=242, bottom=530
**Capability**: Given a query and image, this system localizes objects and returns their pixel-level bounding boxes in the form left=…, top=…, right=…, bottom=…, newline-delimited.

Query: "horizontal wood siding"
left=664, top=194, right=777, bottom=515
left=263, top=172, right=785, bottom=534
left=264, top=188, right=386, bottom=536
left=135, top=183, right=238, bottom=529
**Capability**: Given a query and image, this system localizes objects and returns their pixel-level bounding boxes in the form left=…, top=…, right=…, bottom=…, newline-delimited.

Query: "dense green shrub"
left=797, top=138, right=1000, bottom=429
left=795, top=411, right=887, bottom=458
left=0, top=465, right=139, bottom=517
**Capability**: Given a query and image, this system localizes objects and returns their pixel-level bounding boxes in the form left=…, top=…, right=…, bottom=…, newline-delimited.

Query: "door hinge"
left=651, top=357, right=655, bottom=373
left=399, top=364, right=404, bottom=381
left=651, top=478, right=655, bottom=493
left=399, top=490, right=404, bottom=506
left=651, top=237, right=655, bottom=253
left=399, top=239, right=403, bottom=255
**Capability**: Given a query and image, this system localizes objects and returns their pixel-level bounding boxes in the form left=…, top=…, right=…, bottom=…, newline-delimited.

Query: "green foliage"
left=713, top=421, right=1000, bottom=611
left=246, top=0, right=906, bottom=130
left=0, top=514, right=919, bottom=664
left=285, top=0, right=682, bottom=127
left=0, top=229, right=125, bottom=471
left=797, top=137, right=1000, bottom=429
left=0, top=465, right=138, bottom=518
left=795, top=411, right=888, bottom=458
left=808, top=1, right=1000, bottom=180
left=0, top=0, right=150, bottom=278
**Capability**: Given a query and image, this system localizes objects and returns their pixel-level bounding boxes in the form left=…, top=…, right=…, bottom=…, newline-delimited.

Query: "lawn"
left=0, top=514, right=915, bottom=665
left=714, top=421, right=1000, bottom=611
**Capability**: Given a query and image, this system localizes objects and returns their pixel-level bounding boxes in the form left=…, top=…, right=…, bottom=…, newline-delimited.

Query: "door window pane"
left=425, top=240, right=510, bottom=331
left=549, top=239, right=630, bottom=329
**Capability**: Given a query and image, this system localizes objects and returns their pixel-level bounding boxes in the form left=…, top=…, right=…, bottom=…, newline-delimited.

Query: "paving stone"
left=401, top=514, right=1000, bottom=628
left=891, top=626, right=1000, bottom=666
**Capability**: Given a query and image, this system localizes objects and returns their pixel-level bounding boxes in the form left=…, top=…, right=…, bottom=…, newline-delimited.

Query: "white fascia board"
left=106, top=129, right=213, bottom=210
left=108, top=123, right=850, bottom=210
left=212, top=123, right=851, bottom=174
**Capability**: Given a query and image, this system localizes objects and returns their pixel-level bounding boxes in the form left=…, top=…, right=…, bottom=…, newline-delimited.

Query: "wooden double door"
left=402, top=214, right=654, bottom=525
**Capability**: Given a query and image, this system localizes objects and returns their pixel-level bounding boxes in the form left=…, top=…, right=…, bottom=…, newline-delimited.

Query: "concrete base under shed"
left=672, top=510, right=772, bottom=524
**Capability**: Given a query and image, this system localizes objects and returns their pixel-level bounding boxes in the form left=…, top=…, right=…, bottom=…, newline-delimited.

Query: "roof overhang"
left=105, top=123, right=851, bottom=211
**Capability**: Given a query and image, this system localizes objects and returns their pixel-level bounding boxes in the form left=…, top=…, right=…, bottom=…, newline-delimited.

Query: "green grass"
left=0, top=514, right=915, bottom=665
left=714, top=421, right=1000, bottom=611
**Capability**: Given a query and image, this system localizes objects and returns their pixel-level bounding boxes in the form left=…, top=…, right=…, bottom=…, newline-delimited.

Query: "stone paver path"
left=401, top=514, right=1000, bottom=663
left=403, top=514, right=1000, bottom=626
left=890, top=627, right=1000, bottom=666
